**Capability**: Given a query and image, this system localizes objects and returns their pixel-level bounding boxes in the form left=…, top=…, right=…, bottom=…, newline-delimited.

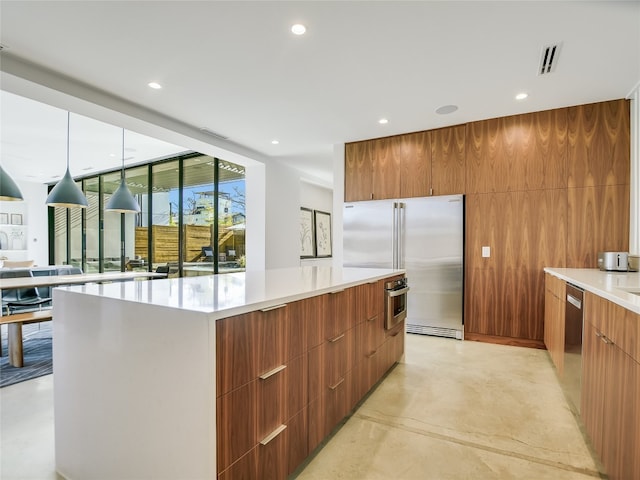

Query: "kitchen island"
left=544, top=268, right=640, bottom=480
left=52, top=266, right=404, bottom=480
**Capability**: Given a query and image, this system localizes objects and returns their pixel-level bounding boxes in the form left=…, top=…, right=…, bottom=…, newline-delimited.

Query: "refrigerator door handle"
left=392, top=202, right=398, bottom=268
left=398, top=202, right=405, bottom=269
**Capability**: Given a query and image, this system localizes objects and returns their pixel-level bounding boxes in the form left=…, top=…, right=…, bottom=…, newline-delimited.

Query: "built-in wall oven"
left=385, top=278, right=410, bottom=330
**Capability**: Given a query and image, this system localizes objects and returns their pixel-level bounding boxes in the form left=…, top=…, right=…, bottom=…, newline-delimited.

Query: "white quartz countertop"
left=544, top=267, right=640, bottom=314
left=57, top=266, right=404, bottom=319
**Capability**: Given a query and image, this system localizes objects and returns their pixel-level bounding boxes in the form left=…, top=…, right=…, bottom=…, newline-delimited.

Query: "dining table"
left=0, top=270, right=167, bottom=367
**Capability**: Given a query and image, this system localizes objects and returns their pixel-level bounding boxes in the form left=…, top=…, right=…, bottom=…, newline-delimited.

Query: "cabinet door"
left=602, top=346, right=638, bottom=480
left=431, top=125, right=466, bottom=196
left=371, top=136, right=401, bottom=200
left=399, top=131, right=431, bottom=198
left=345, top=141, right=374, bottom=202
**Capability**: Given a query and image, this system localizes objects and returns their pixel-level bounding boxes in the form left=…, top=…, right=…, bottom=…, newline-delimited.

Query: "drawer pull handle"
left=260, top=304, right=287, bottom=313
left=260, top=424, right=287, bottom=446
left=391, top=330, right=402, bottom=338
left=330, top=289, right=345, bottom=295
left=367, top=315, right=378, bottom=323
left=329, top=378, right=345, bottom=391
left=259, top=365, right=286, bottom=380
left=595, top=331, right=612, bottom=345
left=366, top=350, right=377, bottom=358
left=329, top=333, right=345, bottom=343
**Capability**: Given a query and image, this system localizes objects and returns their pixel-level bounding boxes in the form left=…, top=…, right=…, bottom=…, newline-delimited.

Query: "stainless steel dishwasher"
left=563, top=283, right=584, bottom=413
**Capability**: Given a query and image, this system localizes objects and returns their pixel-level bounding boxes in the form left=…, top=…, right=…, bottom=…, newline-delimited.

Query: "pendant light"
left=45, top=112, right=89, bottom=208
left=0, top=164, right=24, bottom=201
left=105, top=129, right=140, bottom=213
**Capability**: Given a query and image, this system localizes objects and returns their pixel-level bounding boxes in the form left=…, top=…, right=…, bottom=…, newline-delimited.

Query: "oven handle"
left=386, top=286, right=410, bottom=297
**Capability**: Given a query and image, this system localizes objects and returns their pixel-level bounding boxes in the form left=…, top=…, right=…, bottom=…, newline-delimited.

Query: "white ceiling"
left=1, top=1, right=639, bottom=185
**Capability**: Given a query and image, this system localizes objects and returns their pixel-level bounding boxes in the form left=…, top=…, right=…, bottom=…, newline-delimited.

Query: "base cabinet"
left=216, top=278, right=405, bottom=479
left=581, top=293, right=640, bottom=480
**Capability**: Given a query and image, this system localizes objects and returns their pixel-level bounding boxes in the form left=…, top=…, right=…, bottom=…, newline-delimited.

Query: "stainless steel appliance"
left=384, top=277, right=410, bottom=330
left=563, top=283, right=584, bottom=413
left=597, top=251, right=629, bottom=271
left=344, top=195, right=464, bottom=339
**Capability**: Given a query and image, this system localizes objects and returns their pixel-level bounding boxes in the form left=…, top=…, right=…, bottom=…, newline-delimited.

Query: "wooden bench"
left=0, top=309, right=53, bottom=367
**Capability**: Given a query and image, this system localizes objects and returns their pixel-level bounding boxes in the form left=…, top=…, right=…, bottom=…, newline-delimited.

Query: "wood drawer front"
left=216, top=313, right=257, bottom=397
left=217, top=306, right=290, bottom=397
left=607, top=301, right=640, bottom=363
left=257, top=306, right=289, bottom=379
left=285, top=353, right=308, bottom=421
left=217, top=382, right=257, bottom=472
left=288, top=295, right=327, bottom=357
left=355, top=281, right=384, bottom=325
left=325, top=289, right=355, bottom=340
left=256, top=369, right=287, bottom=443
left=326, top=327, right=355, bottom=389
left=286, top=409, right=309, bottom=477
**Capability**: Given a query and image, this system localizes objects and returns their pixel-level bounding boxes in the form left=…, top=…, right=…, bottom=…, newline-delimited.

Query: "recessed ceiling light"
left=272, top=140, right=280, bottom=145
left=148, top=82, right=162, bottom=89
left=109, top=153, right=116, bottom=157
left=378, top=118, right=389, bottom=124
left=291, top=24, right=306, bottom=35
left=435, top=105, right=458, bottom=115
left=515, top=92, right=528, bottom=100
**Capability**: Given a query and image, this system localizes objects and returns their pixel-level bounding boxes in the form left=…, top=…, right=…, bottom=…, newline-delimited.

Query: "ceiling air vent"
left=538, top=43, right=562, bottom=75
left=200, top=127, right=229, bottom=141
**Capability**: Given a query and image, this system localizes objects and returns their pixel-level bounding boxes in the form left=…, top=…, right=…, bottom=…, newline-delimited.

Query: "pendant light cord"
left=121, top=129, right=125, bottom=179
left=66, top=111, right=71, bottom=169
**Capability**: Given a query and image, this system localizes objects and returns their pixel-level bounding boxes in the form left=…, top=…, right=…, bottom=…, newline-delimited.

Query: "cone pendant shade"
left=0, top=165, right=24, bottom=201
left=106, top=178, right=141, bottom=213
left=45, top=112, right=89, bottom=208
left=46, top=167, right=89, bottom=208
left=106, top=129, right=140, bottom=213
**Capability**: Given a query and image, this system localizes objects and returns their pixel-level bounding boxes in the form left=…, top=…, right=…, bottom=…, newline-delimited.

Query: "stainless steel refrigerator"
left=344, top=194, right=464, bottom=339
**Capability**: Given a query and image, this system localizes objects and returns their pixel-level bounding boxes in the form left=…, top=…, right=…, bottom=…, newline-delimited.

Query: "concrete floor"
left=1, top=334, right=603, bottom=480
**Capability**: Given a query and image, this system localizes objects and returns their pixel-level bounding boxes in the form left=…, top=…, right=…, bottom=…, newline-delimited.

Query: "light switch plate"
left=482, top=246, right=490, bottom=258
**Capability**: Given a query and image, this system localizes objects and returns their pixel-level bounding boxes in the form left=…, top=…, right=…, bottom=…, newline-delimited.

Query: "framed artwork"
left=10, top=213, right=22, bottom=225
left=314, top=210, right=332, bottom=257
left=0, top=213, right=8, bottom=224
left=300, top=207, right=315, bottom=258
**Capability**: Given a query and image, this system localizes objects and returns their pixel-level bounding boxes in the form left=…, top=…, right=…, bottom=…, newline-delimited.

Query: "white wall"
left=300, top=180, right=333, bottom=267
left=331, top=143, right=346, bottom=267
left=264, top=161, right=300, bottom=269
left=0, top=179, right=49, bottom=266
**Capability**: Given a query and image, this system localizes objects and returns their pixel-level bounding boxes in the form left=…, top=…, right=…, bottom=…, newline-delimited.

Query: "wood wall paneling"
left=566, top=184, right=630, bottom=268
left=465, top=189, right=567, bottom=340
left=568, top=99, right=631, bottom=188
left=399, top=131, right=431, bottom=198
left=466, top=109, right=567, bottom=194
left=430, top=125, right=466, bottom=196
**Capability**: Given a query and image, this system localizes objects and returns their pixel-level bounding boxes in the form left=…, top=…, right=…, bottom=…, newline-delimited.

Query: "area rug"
left=0, top=322, right=52, bottom=388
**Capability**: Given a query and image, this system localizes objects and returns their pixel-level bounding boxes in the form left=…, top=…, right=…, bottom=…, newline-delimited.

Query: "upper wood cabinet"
left=568, top=99, right=630, bottom=188
left=430, top=125, right=466, bottom=196
left=345, top=128, right=470, bottom=201
left=466, top=109, right=567, bottom=194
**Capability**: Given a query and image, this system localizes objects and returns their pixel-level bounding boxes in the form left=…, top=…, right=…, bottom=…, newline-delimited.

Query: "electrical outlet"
left=482, top=246, right=490, bottom=258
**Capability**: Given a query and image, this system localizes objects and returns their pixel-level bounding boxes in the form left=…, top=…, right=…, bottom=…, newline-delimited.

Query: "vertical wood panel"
left=466, top=109, right=567, bottom=194
left=399, top=131, right=431, bottom=198
left=567, top=184, right=630, bottom=268
left=371, top=136, right=401, bottom=200
left=431, top=125, right=466, bottom=195
left=344, top=141, right=373, bottom=202
left=465, top=190, right=566, bottom=339
left=568, top=99, right=631, bottom=188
